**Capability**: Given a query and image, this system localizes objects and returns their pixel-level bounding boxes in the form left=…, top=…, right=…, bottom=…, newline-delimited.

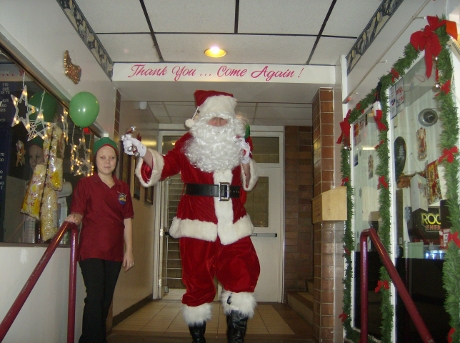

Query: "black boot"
left=226, top=310, right=248, bottom=343
left=189, top=322, right=206, bottom=343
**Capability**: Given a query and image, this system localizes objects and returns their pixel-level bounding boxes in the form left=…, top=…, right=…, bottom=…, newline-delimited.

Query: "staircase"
left=286, top=279, right=313, bottom=325
left=163, top=235, right=185, bottom=290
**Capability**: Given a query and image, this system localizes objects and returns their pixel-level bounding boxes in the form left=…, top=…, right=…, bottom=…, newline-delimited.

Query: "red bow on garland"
left=410, top=16, right=458, bottom=78
left=448, top=327, right=455, bottom=343
left=337, top=110, right=351, bottom=145
left=374, top=108, right=387, bottom=131
left=450, top=231, right=460, bottom=249
left=339, top=313, right=348, bottom=323
left=375, top=280, right=390, bottom=293
left=378, top=176, right=388, bottom=189
left=341, top=177, right=349, bottom=186
left=390, top=68, right=400, bottom=83
left=435, top=79, right=451, bottom=96
left=438, top=146, right=458, bottom=164
left=374, top=140, right=385, bottom=150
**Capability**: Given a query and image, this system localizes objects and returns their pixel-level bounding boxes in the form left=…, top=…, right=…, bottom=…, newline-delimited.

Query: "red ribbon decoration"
left=449, top=231, right=460, bottom=249
left=438, top=146, right=458, bottom=164
left=378, top=176, right=388, bottom=189
left=410, top=25, right=441, bottom=78
left=410, top=16, right=458, bottom=78
left=343, top=247, right=350, bottom=256
left=375, top=280, right=390, bottom=293
left=374, top=140, right=385, bottom=150
left=448, top=327, right=455, bottom=343
left=341, top=177, right=349, bottom=186
left=436, top=79, right=452, bottom=96
left=339, top=313, right=348, bottom=322
left=390, top=68, right=400, bottom=83
left=374, top=109, right=388, bottom=132
left=336, top=110, right=351, bottom=145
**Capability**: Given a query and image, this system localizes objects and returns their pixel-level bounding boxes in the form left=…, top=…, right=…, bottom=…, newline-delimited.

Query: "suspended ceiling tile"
left=238, top=0, right=331, bottom=35
left=322, top=0, right=382, bottom=37
left=145, top=0, right=235, bottom=33
left=97, top=34, right=160, bottom=62
left=309, top=37, right=355, bottom=65
left=156, top=34, right=315, bottom=64
left=76, top=0, right=149, bottom=32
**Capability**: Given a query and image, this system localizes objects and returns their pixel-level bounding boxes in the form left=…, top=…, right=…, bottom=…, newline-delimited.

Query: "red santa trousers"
left=180, top=236, right=260, bottom=307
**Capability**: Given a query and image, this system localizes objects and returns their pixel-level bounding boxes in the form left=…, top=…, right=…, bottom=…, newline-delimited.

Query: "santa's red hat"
left=185, top=90, right=236, bottom=128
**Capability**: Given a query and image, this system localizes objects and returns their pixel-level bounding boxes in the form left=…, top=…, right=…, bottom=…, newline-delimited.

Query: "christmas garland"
left=338, top=16, right=458, bottom=343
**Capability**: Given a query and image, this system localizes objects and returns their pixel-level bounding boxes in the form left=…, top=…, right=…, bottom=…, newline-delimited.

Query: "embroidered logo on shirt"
left=118, top=192, right=127, bottom=205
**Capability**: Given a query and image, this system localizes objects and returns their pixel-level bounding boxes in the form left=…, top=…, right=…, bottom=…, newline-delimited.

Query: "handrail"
left=0, top=221, right=79, bottom=343
left=360, top=228, right=434, bottom=343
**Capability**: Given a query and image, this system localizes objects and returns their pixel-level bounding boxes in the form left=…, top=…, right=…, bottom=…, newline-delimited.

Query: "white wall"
left=113, top=101, right=158, bottom=315
left=0, top=0, right=153, bottom=340
left=0, top=0, right=117, bottom=135
left=0, top=246, right=85, bottom=343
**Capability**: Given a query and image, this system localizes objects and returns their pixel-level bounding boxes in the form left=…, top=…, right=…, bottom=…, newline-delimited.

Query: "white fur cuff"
left=221, top=291, right=257, bottom=318
left=182, top=303, right=212, bottom=325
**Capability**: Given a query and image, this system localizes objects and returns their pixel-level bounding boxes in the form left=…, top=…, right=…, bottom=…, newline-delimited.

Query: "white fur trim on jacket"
left=242, top=159, right=258, bottom=191
left=182, top=303, right=212, bottom=325
left=169, top=215, right=253, bottom=245
left=221, top=291, right=257, bottom=318
left=135, top=148, right=164, bottom=188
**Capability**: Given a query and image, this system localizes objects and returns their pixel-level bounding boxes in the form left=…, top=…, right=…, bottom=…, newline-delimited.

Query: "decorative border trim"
left=346, top=0, right=404, bottom=75
left=56, top=0, right=113, bottom=79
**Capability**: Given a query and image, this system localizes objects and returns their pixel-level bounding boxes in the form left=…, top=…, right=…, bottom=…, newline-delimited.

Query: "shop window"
left=0, top=46, right=94, bottom=244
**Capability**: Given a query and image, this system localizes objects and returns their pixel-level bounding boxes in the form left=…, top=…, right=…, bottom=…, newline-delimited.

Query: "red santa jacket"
left=135, top=132, right=259, bottom=245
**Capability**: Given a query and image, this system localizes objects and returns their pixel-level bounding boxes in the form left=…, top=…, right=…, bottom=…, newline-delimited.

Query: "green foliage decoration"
left=340, top=18, right=458, bottom=342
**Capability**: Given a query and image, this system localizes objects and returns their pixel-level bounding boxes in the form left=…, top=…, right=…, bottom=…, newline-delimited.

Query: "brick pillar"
left=284, top=126, right=314, bottom=293
left=312, top=88, right=336, bottom=343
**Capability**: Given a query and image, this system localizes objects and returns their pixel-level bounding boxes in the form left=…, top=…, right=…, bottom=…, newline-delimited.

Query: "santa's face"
left=185, top=115, right=246, bottom=173
left=207, top=117, right=228, bottom=127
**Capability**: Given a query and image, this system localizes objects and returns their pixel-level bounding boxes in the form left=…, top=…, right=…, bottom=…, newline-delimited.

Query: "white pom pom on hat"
left=185, top=90, right=236, bottom=128
left=185, top=118, right=195, bottom=128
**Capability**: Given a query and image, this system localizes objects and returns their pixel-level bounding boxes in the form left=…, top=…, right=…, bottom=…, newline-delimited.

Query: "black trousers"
left=79, top=258, right=122, bottom=343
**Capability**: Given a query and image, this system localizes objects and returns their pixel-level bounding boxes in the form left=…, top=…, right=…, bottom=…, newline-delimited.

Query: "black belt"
left=185, top=183, right=240, bottom=201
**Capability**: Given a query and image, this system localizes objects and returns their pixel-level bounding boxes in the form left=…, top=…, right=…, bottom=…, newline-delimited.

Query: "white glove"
left=121, top=134, right=147, bottom=157
left=235, top=137, right=251, bottom=164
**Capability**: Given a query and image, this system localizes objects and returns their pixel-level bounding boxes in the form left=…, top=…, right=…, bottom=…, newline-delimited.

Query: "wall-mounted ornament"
left=64, top=50, right=81, bottom=84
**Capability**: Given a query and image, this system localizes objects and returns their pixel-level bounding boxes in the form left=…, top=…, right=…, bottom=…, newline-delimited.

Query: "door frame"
left=152, top=128, right=285, bottom=302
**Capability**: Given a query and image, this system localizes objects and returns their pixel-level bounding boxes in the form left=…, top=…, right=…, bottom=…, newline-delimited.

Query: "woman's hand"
left=65, top=213, right=82, bottom=225
left=123, top=250, right=135, bottom=272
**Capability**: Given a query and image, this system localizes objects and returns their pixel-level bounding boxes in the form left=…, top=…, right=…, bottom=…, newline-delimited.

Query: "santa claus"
left=122, top=90, right=260, bottom=343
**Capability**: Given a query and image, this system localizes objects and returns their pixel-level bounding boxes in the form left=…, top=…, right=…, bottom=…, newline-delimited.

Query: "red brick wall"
left=312, top=88, right=335, bottom=343
left=284, top=126, right=314, bottom=294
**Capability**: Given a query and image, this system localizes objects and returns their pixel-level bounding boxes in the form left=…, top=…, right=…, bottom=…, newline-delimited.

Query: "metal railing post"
left=360, top=228, right=435, bottom=343
left=0, top=222, right=78, bottom=342
left=360, top=232, right=369, bottom=343
left=67, top=224, right=79, bottom=343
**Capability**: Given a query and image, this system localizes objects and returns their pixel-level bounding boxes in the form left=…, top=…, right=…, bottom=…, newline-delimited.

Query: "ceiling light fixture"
left=204, top=46, right=226, bottom=58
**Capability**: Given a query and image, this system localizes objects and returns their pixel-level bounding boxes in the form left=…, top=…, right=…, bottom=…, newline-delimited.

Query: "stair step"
left=287, top=291, right=313, bottom=326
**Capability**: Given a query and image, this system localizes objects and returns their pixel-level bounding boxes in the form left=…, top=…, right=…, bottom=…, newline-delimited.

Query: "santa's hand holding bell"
left=121, top=134, right=147, bottom=158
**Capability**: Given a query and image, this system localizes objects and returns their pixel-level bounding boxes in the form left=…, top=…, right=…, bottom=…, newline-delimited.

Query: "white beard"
left=185, top=117, right=246, bottom=173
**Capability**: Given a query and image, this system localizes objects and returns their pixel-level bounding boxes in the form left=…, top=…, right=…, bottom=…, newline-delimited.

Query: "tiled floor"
left=108, top=290, right=314, bottom=343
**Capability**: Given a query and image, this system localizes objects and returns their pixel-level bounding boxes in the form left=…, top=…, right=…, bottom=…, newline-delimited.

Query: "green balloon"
left=28, top=91, right=58, bottom=122
left=69, top=92, right=99, bottom=128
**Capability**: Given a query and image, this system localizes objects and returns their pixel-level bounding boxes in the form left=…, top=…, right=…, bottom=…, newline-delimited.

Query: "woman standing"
left=66, top=137, right=134, bottom=343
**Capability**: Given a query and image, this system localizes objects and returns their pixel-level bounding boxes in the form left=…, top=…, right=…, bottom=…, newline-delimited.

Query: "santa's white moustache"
left=186, top=116, right=246, bottom=173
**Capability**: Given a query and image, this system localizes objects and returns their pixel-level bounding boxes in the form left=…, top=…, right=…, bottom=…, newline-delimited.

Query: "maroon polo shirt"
left=70, top=174, right=134, bottom=262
